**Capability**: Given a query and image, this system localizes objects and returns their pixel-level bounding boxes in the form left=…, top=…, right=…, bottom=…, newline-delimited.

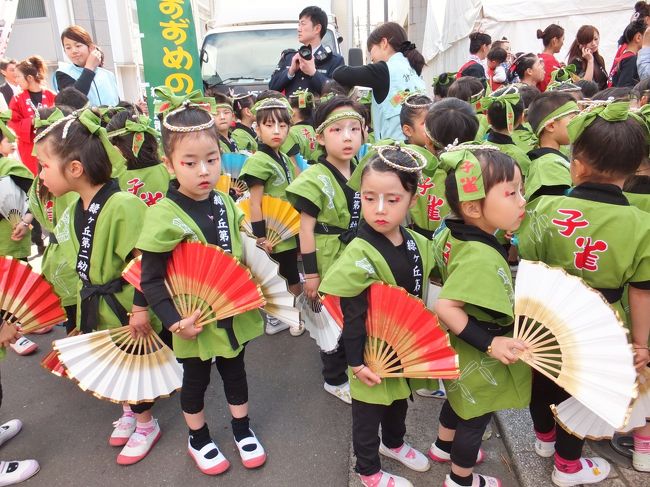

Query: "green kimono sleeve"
left=0, top=158, right=33, bottom=258
left=524, top=154, right=571, bottom=202
left=511, top=124, right=537, bottom=154
left=231, top=128, right=258, bottom=152
left=475, top=114, right=489, bottom=142
left=485, top=141, right=532, bottom=178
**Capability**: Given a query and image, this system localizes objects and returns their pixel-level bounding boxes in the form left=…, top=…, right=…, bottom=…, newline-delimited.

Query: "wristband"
left=302, top=251, right=318, bottom=275
left=457, top=316, right=494, bottom=353
left=251, top=220, right=267, bottom=238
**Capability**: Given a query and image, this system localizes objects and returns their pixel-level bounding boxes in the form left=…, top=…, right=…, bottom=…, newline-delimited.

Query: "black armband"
left=251, top=220, right=267, bottom=239
left=302, top=251, right=318, bottom=275
left=457, top=316, right=494, bottom=353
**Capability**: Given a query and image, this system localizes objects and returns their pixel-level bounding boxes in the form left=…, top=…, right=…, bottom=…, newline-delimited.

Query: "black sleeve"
left=629, top=280, right=650, bottom=290
left=293, top=196, right=320, bottom=218
left=9, top=175, right=32, bottom=194
left=55, top=68, right=96, bottom=96
left=285, top=143, right=300, bottom=157
left=140, top=250, right=182, bottom=329
left=340, top=289, right=369, bottom=367
left=268, top=52, right=292, bottom=92
left=332, top=62, right=390, bottom=103
left=240, top=174, right=266, bottom=187
left=133, top=289, right=148, bottom=307
left=614, top=57, right=639, bottom=88
left=528, top=185, right=570, bottom=201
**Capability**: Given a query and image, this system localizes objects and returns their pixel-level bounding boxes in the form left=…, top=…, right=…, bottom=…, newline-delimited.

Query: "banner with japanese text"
left=135, top=0, right=203, bottom=123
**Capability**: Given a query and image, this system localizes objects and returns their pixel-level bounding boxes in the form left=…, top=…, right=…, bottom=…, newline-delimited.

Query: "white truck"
left=200, top=0, right=348, bottom=94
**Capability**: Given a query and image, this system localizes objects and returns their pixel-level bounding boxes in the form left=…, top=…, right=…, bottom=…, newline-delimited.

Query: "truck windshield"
left=201, top=28, right=337, bottom=86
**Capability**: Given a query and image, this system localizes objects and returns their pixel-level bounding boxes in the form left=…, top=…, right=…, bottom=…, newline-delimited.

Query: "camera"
left=298, top=44, right=312, bottom=61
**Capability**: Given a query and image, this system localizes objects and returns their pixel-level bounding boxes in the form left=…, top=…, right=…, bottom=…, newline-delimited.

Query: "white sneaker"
left=633, top=449, right=650, bottom=472
left=534, top=438, right=556, bottom=458
left=379, top=442, right=430, bottom=472
left=116, top=420, right=161, bottom=465
left=187, top=438, right=230, bottom=475
left=324, top=381, right=351, bottom=404
left=265, top=316, right=290, bottom=335
left=0, top=460, right=40, bottom=487
left=233, top=430, right=266, bottom=469
left=109, top=413, right=136, bottom=447
left=551, top=457, right=610, bottom=487
left=9, top=338, right=37, bottom=356
left=359, top=470, right=413, bottom=487
left=289, top=321, right=305, bottom=336
left=0, top=421, right=22, bottom=448
left=415, top=388, right=446, bottom=399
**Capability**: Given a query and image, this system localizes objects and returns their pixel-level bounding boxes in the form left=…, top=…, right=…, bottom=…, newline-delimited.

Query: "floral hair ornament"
left=474, top=85, right=521, bottom=132
left=534, top=100, right=579, bottom=136
left=153, top=86, right=216, bottom=133
left=403, top=92, right=433, bottom=109
left=315, top=110, right=364, bottom=135
left=374, top=143, right=428, bottom=174
left=567, top=100, right=636, bottom=143
left=291, top=89, right=314, bottom=109
left=0, top=110, right=16, bottom=143
left=250, top=97, right=293, bottom=117
left=439, top=144, right=499, bottom=201
left=107, top=114, right=160, bottom=157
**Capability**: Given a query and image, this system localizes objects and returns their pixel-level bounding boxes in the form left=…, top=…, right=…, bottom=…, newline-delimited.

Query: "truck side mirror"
left=348, top=48, right=363, bottom=67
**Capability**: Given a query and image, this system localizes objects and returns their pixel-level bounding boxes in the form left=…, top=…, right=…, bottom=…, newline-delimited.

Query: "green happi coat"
left=240, top=146, right=297, bottom=253
left=319, top=227, right=437, bottom=405
left=286, top=159, right=358, bottom=274
left=0, top=157, right=33, bottom=258
left=525, top=148, right=572, bottom=203
left=475, top=114, right=490, bottom=142
left=281, top=123, right=318, bottom=162
left=54, top=186, right=152, bottom=331
left=433, top=220, right=531, bottom=419
left=28, top=180, right=79, bottom=306
left=117, top=164, right=171, bottom=206
left=231, top=123, right=258, bottom=152
left=511, top=123, right=537, bottom=154
left=136, top=192, right=263, bottom=360
left=485, top=132, right=532, bottom=177
left=517, top=184, right=650, bottom=328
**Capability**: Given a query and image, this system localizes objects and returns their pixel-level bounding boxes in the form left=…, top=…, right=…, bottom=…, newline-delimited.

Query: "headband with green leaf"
left=33, top=108, right=68, bottom=144
left=550, top=64, right=577, bottom=83
left=432, top=72, right=457, bottom=88
left=534, top=100, right=579, bottom=136
left=358, top=90, right=372, bottom=105
left=633, top=103, right=650, bottom=144
left=250, top=97, right=293, bottom=117
left=0, top=110, right=16, bottom=143
left=474, top=87, right=521, bottom=132
left=154, top=86, right=216, bottom=133
left=439, top=144, right=499, bottom=201
left=291, top=89, right=314, bottom=109
left=567, top=100, right=636, bottom=143
left=107, top=114, right=160, bottom=157
left=96, top=106, right=125, bottom=124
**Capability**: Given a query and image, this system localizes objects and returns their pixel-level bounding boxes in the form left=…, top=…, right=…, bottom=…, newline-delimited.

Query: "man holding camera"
left=269, top=6, right=344, bottom=96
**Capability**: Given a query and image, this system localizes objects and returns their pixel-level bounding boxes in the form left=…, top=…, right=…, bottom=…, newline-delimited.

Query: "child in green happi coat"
left=283, top=89, right=318, bottom=167
left=231, top=93, right=258, bottom=153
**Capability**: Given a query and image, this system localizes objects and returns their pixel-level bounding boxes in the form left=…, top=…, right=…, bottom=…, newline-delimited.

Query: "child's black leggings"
left=180, top=348, right=248, bottom=414
left=529, top=369, right=584, bottom=460
left=352, top=398, right=407, bottom=476
left=439, top=400, right=492, bottom=469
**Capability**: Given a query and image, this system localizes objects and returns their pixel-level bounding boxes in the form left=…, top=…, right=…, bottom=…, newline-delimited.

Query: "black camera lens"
left=298, top=45, right=312, bottom=61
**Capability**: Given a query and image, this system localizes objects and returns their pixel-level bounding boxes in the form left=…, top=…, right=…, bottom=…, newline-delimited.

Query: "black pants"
left=529, top=369, right=583, bottom=460
left=64, top=305, right=77, bottom=333
left=31, top=219, right=43, bottom=247
left=320, top=340, right=348, bottom=386
left=272, top=248, right=300, bottom=286
left=352, top=398, right=408, bottom=475
left=180, top=348, right=248, bottom=414
left=439, top=400, right=492, bottom=469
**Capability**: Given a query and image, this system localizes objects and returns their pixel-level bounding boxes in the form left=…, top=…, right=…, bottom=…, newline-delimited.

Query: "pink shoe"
left=31, top=325, right=55, bottom=335
left=234, top=430, right=266, bottom=469
left=109, top=413, right=136, bottom=446
left=10, top=337, right=38, bottom=356
left=187, top=439, right=230, bottom=475
left=116, top=421, right=161, bottom=465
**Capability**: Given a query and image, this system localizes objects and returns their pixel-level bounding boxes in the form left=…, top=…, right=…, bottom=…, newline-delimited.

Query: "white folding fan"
left=514, top=260, right=637, bottom=430
left=551, top=367, right=650, bottom=439
left=239, top=231, right=300, bottom=327
left=53, top=326, right=183, bottom=404
left=0, top=176, right=29, bottom=228
left=297, top=293, right=341, bottom=353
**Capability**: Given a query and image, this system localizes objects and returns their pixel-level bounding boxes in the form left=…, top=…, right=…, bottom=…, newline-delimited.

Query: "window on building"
left=16, top=0, right=47, bottom=19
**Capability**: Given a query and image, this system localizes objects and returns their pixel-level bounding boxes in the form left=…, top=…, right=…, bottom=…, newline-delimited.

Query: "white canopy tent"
left=421, top=0, right=638, bottom=88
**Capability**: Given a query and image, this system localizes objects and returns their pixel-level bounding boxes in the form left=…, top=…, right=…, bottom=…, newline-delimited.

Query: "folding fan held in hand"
left=53, top=326, right=183, bottom=403
left=237, top=195, right=300, bottom=249
left=297, top=292, right=341, bottom=353
left=322, top=283, right=460, bottom=379
left=215, top=174, right=232, bottom=194
left=122, top=242, right=265, bottom=328
left=513, top=259, right=637, bottom=430
left=221, top=153, right=249, bottom=198
left=0, top=176, right=29, bottom=228
left=0, top=256, right=66, bottom=333
left=41, top=329, right=80, bottom=378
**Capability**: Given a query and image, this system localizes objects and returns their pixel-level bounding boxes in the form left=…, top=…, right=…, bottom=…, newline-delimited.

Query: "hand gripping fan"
left=239, top=231, right=299, bottom=327
left=237, top=195, right=300, bottom=248
left=122, top=242, right=265, bottom=327
left=53, top=326, right=183, bottom=403
left=221, top=153, right=249, bottom=198
left=322, top=283, right=460, bottom=379
left=0, top=176, right=29, bottom=228
left=551, top=367, right=650, bottom=439
left=297, top=293, right=341, bottom=353
left=41, top=329, right=80, bottom=378
left=0, top=256, right=66, bottom=333
left=513, top=259, right=637, bottom=430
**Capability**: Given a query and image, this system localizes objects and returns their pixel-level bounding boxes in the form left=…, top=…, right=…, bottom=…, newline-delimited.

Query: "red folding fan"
left=322, top=283, right=459, bottom=379
left=123, top=242, right=265, bottom=327
left=41, top=329, right=80, bottom=378
left=0, top=256, right=66, bottom=333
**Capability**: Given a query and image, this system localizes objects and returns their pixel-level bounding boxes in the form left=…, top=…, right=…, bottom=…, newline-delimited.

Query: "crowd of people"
left=0, top=3, right=650, bottom=487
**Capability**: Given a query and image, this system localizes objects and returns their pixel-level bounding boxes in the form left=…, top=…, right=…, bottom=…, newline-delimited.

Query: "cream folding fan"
left=53, top=326, right=183, bottom=404
left=296, top=292, right=341, bottom=353
left=514, top=259, right=637, bottom=430
left=551, top=367, right=650, bottom=440
left=239, top=231, right=299, bottom=327
left=0, top=176, right=29, bottom=228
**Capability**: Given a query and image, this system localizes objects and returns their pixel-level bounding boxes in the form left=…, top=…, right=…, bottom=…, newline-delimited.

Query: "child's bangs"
left=258, top=108, right=291, bottom=125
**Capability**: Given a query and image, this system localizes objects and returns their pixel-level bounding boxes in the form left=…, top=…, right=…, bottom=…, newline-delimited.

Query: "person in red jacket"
left=537, top=24, right=565, bottom=92
left=8, top=56, right=55, bottom=175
